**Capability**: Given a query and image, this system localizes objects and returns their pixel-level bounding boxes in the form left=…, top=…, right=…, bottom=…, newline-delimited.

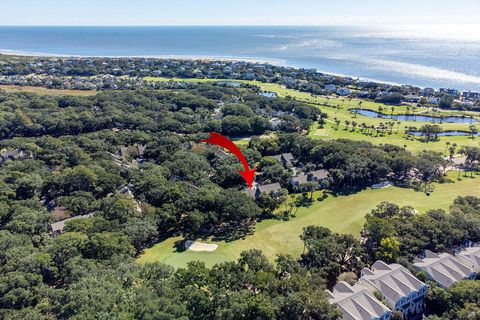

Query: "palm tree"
left=448, top=143, right=458, bottom=159
left=351, top=121, right=357, bottom=132
left=388, top=122, right=394, bottom=134
left=444, top=142, right=451, bottom=157
left=334, top=118, right=341, bottom=130
left=469, top=125, right=478, bottom=139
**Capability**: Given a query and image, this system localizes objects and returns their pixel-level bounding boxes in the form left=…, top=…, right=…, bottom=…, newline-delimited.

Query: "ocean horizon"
left=1, top=25, right=480, bottom=90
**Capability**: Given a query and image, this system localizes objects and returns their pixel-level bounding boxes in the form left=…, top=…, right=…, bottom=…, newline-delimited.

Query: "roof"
left=291, top=173, right=309, bottom=185
left=457, top=245, right=480, bottom=270
left=0, top=150, right=24, bottom=160
left=310, top=169, right=329, bottom=180
left=360, top=261, right=427, bottom=305
left=272, top=153, right=295, bottom=167
left=413, top=251, right=476, bottom=288
left=119, top=145, right=146, bottom=159
left=291, top=170, right=329, bottom=186
left=257, top=183, right=282, bottom=195
left=50, top=214, right=94, bottom=233
left=326, top=282, right=391, bottom=320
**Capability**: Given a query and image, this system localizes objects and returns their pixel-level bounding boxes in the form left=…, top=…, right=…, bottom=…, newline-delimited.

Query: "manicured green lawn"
left=138, top=172, right=480, bottom=268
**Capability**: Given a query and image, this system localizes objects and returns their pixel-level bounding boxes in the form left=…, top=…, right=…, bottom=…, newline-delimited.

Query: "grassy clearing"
left=0, top=85, right=97, bottom=96
left=138, top=172, right=480, bottom=268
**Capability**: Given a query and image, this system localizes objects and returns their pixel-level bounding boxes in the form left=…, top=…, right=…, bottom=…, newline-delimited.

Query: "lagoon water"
left=350, top=109, right=478, bottom=124
left=408, top=131, right=480, bottom=137
left=1, top=25, right=480, bottom=90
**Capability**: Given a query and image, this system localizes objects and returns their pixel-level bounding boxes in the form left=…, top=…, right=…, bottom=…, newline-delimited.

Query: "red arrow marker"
left=202, top=132, right=256, bottom=189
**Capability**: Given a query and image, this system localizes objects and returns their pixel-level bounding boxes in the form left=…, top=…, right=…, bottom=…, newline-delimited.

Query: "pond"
left=350, top=108, right=478, bottom=124
left=408, top=130, right=480, bottom=137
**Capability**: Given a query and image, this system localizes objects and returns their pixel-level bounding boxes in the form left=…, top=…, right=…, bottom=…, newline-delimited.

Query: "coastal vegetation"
left=0, top=55, right=479, bottom=319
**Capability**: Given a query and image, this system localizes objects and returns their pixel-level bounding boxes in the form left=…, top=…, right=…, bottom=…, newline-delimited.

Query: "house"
left=404, top=95, right=421, bottom=103
left=290, top=169, right=329, bottom=188
left=337, top=88, right=351, bottom=96
left=456, top=244, right=480, bottom=272
left=269, top=117, right=283, bottom=130
left=116, top=185, right=135, bottom=198
left=272, top=153, right=295, bottom=168
left=115, top=185, right=142, bottom=213
left=439, top=88, right=459, bottom=97
left=49, top=214, right=94, bottom=236
left=427, top=97, right=441, bottom=105
left=0, top=150, right=26, bottom=163
left=413, top=250, right=477, bottom=288
left=326, top=282, right=392, bottom=320
left=462, top=91, right=480, bottom=101
left=356, top=91, right=370, bottom=98
left=119, top=145, right=146, bottom=160
left=256, top=183, right=283, bottom=198
left=421, top=88, right=435, bottom=97
left=359, top=261, right=428, bottom=316
left=324, top=84, right=337, bottom=92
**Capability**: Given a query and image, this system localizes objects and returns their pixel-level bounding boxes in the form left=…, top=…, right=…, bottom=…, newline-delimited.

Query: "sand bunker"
left=184, top=240, right=219, bottom=252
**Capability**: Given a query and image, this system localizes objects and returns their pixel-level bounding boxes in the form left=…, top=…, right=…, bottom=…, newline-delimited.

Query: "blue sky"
left=1, top=0, right=480, bottom=26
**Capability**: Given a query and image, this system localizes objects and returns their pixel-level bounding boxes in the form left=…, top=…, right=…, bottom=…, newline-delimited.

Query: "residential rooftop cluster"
left=2, top=56, right=479, bottom=111
left=327, top=245, right=480, bottom=320
left=246, top=153, right=330, bottom=199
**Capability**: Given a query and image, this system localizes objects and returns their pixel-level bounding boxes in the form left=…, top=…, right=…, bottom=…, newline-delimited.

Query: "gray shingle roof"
left=272, top=153, right=295, bottom=167
left=360, top=261, right=427, bottom=307
left=291, top=170, right=329, bottom=186
left=326, top=282, right=392, bottom=320
left=310, top=169, right=329, bottom=180
left=414, top=251, right=477, bottom=288
left=457, top=245, right=480, bottom=270
left=257, top=183, right=282, bottom=195
left=50, top=214, right=94, bottom=233
left=291, top=173, right=309, bottom=185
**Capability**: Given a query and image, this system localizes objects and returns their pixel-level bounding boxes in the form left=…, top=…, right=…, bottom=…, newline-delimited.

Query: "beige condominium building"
left=414, top=250, right=477, bottom=289
left=326, top=282, right=392, bottom=320
left=359, top=261, right=428, bottom=318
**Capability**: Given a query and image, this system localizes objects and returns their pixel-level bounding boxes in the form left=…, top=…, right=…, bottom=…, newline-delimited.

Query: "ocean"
left=1, top=25, right=480, bottom=90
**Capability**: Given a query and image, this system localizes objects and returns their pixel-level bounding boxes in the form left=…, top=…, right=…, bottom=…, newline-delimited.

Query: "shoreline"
left=0, top=49, right=410, bottom=89
left=0, top=49, right=474, bottom=91
left=0, top=50, right=286, bottom=66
